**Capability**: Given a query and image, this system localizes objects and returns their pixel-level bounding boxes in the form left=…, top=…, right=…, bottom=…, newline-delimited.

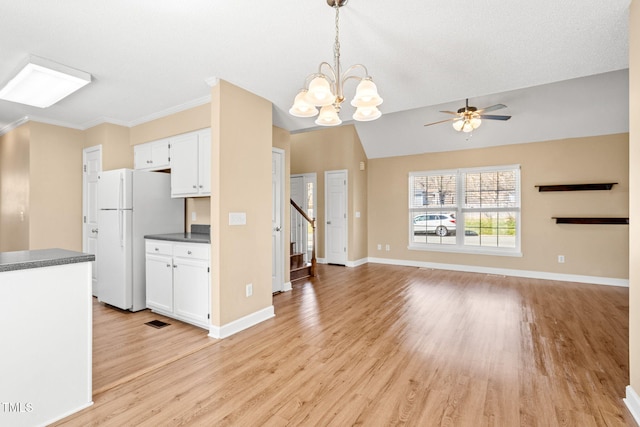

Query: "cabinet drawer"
left=174, top=243, right=209, bottom=260
left=145, top=240, right=173, bottom=256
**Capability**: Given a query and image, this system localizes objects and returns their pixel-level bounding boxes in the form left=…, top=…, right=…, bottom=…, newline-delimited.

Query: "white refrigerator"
left=97, top=169, right=184, bottom=311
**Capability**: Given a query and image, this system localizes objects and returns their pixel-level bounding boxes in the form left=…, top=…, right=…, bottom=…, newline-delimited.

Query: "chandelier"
left=289, top=0, right=383, bottom=126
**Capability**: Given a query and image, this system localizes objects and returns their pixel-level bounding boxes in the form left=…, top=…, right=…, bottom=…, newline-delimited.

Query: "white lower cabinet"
left=145, top=240, right=210, bottom=329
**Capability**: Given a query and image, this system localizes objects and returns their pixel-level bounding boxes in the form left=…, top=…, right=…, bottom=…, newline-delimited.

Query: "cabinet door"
left=145, top=254, right=174, bottom=313
left=150, top=140, right=170, bottom=170
left=135, top=140, right=170, bottom=171
left=173, top=257, right=209, bottom=327
left=198, top=130, right=211, bottom=196
left=134, top=144, right=152, bottom=170
left=170, top=133, right=199, bottom=197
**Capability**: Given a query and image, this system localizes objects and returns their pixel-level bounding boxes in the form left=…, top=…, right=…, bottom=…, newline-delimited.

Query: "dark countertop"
left=0, top=248, right=95, bottom=273
left=144, top=232, right=211, bottom=244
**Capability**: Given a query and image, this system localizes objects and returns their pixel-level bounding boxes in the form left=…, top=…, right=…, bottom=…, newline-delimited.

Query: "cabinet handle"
left=173, top=265, right=177, bottom=268
left=155, top=247, right=159, bottom=251
left=192, top=185, right=197, bottom=189
left=188, top=250, right=192, bottom=255
left=166, top=264, right=171, bottom=268
left=199, top=185, right=203, bottom=188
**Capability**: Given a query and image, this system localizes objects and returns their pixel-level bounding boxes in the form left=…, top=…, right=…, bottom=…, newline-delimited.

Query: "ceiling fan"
left=424, top=98, right=511, bottom=133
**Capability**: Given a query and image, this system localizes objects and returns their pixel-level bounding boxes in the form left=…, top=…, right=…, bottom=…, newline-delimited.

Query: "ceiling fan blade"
left=477, top=104, right=507, bottom=113
left=439, top=110, right=460, bottom=115
left=480, top=114, right=511, bottom=121
left=424, top=118, right=457, bottom=127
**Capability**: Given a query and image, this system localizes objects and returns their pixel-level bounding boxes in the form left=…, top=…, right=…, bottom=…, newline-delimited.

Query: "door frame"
left=324, top=169, right=348, bottom=265
left=272, top=148, right=285, bottom=293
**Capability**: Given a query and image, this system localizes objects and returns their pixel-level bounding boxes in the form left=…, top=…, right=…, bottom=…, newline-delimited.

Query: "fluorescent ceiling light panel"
left=0, top=56, right=91, bottom=108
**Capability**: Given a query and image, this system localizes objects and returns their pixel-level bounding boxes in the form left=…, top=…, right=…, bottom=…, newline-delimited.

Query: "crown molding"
left=205, top=76, right=219, bottom=87
left=127, top=95, right=211, bottom=127
left=1, top=94, right=213, bottom=135
left=0, top=116, right=29, bottom=136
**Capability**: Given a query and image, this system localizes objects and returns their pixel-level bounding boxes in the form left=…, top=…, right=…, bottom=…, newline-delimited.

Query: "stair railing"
left=290, top=199, right=317, bottom=277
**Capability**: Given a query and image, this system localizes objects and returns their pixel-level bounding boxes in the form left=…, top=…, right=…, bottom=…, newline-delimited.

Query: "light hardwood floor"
left=56, top=263, right=634, bottom=426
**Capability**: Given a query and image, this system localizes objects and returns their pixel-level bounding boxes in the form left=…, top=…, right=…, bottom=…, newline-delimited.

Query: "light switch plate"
left=229, top=212, right=247, bottom=226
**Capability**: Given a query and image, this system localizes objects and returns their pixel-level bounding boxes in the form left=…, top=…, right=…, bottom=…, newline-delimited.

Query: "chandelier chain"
left=334, top=3, right=340, bottom=68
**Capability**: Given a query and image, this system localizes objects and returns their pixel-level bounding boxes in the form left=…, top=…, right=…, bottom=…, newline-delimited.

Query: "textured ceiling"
left=0, top=0, right=631, bottom=157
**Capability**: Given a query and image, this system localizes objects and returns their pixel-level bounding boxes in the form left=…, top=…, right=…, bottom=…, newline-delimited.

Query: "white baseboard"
left=625, top=386, right=640, bottom=425
left=347, top=258, right=368, bottom=267
left=366, top=257, right=628, bottom=287
left=283, top=281, right=292, bottom=292
left=208, top=305, right=275, bottom=339
left=316, top=258, right=367, bottom=268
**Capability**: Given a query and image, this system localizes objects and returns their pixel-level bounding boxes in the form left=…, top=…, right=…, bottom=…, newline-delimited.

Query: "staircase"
left=290, top=242, right=312, bottom=281
left=290, top=199, right=316, bottom=282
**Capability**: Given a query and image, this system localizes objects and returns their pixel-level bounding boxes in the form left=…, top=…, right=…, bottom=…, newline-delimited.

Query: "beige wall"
left=185, top=197, right=211, bottom=231
left=129, top=103, right=211, bottom=146
left=629, top=0, right=639, bottom=393
left=290, top=125, right=368, bottom=262
left=0, top=124, right=30, bottom=251
left=273, top=126, right=291, bottom=284
left=210, top=80, right=273, bottom=326
left=28, top=122, right=85, bottom=251
left=368, top=134, right=629, bottom=279
left=84, top=123, right=133, bottom=170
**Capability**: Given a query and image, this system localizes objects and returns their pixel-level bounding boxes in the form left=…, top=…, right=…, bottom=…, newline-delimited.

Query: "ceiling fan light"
left=315, top=105, right=342, bottom=126
left=353, top=106, right=381, bottom=122
left=462, top=121, right=474, bottom=133
left=351, top=78, right=383, bottom=107
left=452, top=119, right=464, bottom=132
left=289, top=90, right=319, bottom=117
left=470, top=117, right=482, bottom=129
left=305, top=76, right=335, bottom=106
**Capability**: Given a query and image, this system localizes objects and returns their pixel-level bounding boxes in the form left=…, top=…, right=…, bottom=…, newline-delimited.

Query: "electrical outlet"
left=246, top=283, right=253, bottom=297
left=385, top=244, right=390, bottom=251
left=558, top=255, right=565, bottom=263
left=191, top=211, right=197, bottom=221
left=377, top=244, right=381, bottom=250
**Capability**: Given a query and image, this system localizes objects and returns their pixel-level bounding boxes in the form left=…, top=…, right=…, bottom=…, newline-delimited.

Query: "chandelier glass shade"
left=289, top=0, right=382, bottom=126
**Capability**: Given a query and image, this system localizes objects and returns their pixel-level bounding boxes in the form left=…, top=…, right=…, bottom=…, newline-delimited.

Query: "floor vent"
left=145, top=320, right=170, bottom=329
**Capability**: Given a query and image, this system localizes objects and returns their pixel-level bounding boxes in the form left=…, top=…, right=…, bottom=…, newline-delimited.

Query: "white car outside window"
left=413, top=213, right=457, bottom=237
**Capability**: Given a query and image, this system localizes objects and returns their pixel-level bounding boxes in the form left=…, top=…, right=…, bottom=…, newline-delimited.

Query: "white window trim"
left=408, top=164, right=521, bottom=257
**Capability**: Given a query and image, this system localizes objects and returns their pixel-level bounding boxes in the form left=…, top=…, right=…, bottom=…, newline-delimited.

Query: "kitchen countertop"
left=144, top=232, right=211, bottom=244
left=0, top=248, right=95, bottom=272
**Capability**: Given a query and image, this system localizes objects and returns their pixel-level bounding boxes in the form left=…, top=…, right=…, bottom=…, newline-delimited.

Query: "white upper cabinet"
left=170, top=128, right=211, bottom=198
left=134, top=139, right=170, bottom=171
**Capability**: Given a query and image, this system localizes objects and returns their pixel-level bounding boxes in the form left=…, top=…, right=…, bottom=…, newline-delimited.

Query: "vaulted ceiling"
left=0, top=1, right=630, bottom=158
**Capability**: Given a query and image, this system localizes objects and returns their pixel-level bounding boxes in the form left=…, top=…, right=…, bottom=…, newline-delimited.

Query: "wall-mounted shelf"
left=535, top=183, right=617, bottom=192
left=552, top=217, right=629, bottom=225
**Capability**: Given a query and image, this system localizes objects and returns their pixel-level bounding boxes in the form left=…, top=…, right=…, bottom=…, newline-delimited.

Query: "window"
left=409, top=165, right=521, bottom=256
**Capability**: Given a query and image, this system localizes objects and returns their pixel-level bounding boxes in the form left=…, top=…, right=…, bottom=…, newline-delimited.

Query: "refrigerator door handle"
left=119, top=172, right=124, bottom=211
left=119, top=209, right=124, bottom=248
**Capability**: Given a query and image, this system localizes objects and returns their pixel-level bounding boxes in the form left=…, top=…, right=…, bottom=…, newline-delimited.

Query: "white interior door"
left=272, top=148, right=284, bottom=293
left=325, top=170, right=347, bottom=265
left=82, top=145, right=102, bottom=296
